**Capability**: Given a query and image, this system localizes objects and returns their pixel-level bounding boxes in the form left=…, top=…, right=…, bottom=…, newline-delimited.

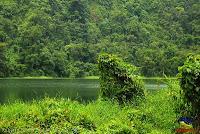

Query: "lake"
left=0, top=79, right=167, bottom=104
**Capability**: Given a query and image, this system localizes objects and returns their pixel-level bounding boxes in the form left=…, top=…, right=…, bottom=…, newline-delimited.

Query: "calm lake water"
left=0, top=79, right=167, bottom=104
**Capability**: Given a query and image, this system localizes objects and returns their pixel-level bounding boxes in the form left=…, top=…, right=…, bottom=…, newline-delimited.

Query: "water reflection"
left=0, top=79, right=166, bottom=104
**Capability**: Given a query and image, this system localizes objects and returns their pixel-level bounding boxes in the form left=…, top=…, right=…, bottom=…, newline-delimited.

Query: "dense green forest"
left=0, top=0, right=199, bottom=77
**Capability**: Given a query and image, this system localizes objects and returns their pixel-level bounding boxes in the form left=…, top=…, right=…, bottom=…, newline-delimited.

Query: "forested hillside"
left=0, top=0, right=199, bottom=77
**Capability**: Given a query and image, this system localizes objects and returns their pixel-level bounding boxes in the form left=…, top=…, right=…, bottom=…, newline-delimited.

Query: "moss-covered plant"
left=179, top=55, right=200, bottom=132
left=98, top=53, right=144, bottom=102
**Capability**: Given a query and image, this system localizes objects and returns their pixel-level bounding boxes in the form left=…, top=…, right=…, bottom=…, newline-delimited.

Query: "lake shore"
left=0, top=84, right=179, bottom=133
left=0, top=76, right=178, bottom=80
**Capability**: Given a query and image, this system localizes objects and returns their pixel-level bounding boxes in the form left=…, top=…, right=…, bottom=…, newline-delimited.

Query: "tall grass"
left=0, top=82, right=181, bottom=134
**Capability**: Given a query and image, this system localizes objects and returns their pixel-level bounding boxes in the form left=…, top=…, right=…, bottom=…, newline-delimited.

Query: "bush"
left=98, top=53, right=144, bottom=103
left=0, top=93, right=178, bottom=134
left=178, top=54, right=200, bottom=131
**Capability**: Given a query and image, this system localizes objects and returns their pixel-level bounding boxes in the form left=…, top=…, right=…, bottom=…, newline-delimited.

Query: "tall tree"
left=0, top=43, right=6, bottom=77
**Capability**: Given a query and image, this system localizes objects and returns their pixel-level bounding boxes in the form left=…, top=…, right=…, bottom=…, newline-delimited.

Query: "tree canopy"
left=0, top=0, right=199, bottom=77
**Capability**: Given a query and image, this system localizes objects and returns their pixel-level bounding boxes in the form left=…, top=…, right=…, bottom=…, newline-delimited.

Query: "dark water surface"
left=0, top=79, right=167, bottom=104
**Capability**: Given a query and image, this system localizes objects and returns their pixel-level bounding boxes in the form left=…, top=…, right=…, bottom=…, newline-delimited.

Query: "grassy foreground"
left=0, top=82, right=180, bottom=134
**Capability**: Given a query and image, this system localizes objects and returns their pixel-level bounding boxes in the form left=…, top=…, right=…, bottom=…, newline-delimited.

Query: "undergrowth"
left=0, top=82, right=180, bottom=134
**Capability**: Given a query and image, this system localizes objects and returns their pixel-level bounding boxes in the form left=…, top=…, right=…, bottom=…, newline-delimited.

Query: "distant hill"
left=0, top=0, right=199, bottom=77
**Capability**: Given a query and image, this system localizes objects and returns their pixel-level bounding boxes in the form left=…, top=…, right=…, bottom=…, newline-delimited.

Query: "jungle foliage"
left=0, top=43, right=6, bottom=77
left=0, top=86, right=179, bottom=134
left=0, top=0, right=199, bottom=77
left=98, top=53, right=144, bottom=102
left=179, top=55, right=200, bottom=130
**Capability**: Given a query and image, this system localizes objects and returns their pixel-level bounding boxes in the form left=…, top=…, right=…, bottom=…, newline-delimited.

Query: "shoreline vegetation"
left=0, top=82, right=180, bottom=133
left=0, top=54, right=199, bottom=133
left=0, top=76, right=178, bottom=80
left=0, top=54, right=183, bottom=133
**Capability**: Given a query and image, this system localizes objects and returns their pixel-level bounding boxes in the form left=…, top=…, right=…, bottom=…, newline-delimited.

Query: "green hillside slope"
left=0, top=0, right=199, bottom=77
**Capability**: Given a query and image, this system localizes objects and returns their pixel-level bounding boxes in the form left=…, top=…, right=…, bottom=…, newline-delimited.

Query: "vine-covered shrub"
left=98, top=53, right=144, bottom=102
left=179, top=55, right=200, bottom=131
